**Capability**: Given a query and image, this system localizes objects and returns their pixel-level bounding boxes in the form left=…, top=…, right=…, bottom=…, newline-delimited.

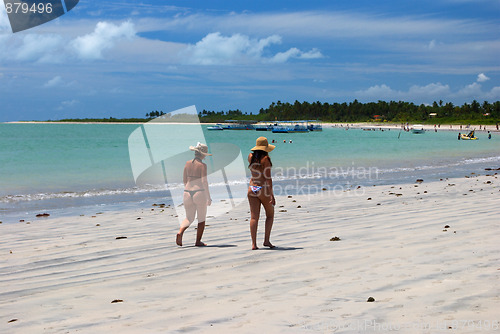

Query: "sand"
left=1, top=174, right=499, bottom=333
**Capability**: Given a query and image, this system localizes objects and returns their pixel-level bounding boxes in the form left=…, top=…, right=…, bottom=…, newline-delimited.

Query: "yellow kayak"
left=460, top=134, right=478, bottom=140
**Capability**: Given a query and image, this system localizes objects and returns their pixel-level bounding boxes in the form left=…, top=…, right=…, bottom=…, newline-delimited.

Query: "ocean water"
left=0, top=123, right=499, bottom=222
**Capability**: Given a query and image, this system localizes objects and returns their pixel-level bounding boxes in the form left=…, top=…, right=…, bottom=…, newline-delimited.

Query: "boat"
left=220, top=120, right=257, bottom=130
left=272, top=121, right=309, bottom=133
left=207, top=124, right=224, bottom=131
left=306, top=120, right=323, bottom=131
left=460, top=131, right=478, bottom=140
left=411, top=124, right=425, bottom=134
left=254, top=123, right=273, bottom=131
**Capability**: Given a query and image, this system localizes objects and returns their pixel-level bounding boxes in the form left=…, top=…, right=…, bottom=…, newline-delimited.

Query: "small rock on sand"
left=367, top=297, right=375, bottom=302
left=330, top=236, right=341, bottom=241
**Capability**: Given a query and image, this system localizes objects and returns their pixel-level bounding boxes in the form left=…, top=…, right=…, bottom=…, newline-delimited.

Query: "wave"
left=2, top=154, right=498, bottom=204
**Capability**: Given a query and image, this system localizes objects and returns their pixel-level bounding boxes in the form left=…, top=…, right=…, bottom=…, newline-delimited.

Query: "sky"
left=0, top=0, right=499, bottom=121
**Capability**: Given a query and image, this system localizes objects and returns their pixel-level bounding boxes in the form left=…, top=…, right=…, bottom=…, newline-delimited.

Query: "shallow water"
left=1, top=123, right=498, bottom=222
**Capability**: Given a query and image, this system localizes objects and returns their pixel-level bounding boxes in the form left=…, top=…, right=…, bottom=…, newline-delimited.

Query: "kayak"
left=460, top=134, right=478, bottom=140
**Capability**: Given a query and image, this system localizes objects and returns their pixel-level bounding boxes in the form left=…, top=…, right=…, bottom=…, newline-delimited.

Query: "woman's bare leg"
left=193, top=191, right=208, bottom=246
left=261, top=195, right=275, bottom=248
left=177, top=192, right=196, bottom=246
left=248, top=190, right=261, bottom=250
left=195, top=222, right=206, bottom=246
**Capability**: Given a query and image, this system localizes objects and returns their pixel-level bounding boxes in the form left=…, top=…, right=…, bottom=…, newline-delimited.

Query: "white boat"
left=207, top=124, right=224, bottom=130
left=220, top=120, right=256, bottom=130
left=411, top=125, right=425, bottom=134
left=272, top=121, right=309, bottom=133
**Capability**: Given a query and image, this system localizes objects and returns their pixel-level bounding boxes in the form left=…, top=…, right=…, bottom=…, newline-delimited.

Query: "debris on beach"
left=367, top=297, right=375, bottom=302
left=8, top=318, right=18, bottom=323
left=111, top=299, right=124, bottom=303
left=444, top=225, right=450, bottom=228
left=330, top=236, right=341, bottom=241
left=416, top=179, right=424, bottom=183
left=115, top=236, right=127, bottom=240
left=36, top=213, right=50, bottom=218
left=279, top=209, right=287, bottom=212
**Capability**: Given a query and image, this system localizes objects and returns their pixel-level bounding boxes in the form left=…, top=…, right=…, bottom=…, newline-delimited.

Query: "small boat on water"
left=411, top=124, right=425, bottom=134
left=306, top=120, right=323, bottom=131
left=220, top=120, right=257, bottom=130
left=207, top=124, right=224, bottom=130
left=460, top=131, right=478, bottom=140
left=272, top=121, right=309, bottom=133
left=255, top=123, right=273, bottom=131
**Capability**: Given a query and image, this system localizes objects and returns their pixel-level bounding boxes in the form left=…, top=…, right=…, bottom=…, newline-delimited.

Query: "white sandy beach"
left=1, top=174, right=499, bottom=333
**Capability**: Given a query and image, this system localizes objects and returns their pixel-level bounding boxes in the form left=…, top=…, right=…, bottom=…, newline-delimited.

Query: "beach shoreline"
left=1, top=173, right=499, bottom=333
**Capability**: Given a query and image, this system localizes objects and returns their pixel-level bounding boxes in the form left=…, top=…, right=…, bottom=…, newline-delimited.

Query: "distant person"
left=176, top=143, right=212, bottom=247
left=458, top=133, right=461, bottom=140
left=488, top=131, right=491, bottom=139
left=248, top=137, right=276, bottom=250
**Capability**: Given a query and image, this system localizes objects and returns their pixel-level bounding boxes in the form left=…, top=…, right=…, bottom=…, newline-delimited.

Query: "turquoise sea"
left=0, top=123, right=499, bottom=223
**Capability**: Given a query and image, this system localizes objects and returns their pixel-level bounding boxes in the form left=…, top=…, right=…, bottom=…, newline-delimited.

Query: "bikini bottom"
left=184, top=189, right=204, bottom=199
left=250, top=186, right=262, bottom=194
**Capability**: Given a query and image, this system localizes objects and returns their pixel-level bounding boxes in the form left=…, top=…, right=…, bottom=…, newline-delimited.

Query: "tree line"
left=199, top=100, right=500, bottom=124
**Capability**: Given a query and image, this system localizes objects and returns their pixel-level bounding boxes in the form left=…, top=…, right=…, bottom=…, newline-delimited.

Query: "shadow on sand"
left=258, top=246, right=303, bottom=251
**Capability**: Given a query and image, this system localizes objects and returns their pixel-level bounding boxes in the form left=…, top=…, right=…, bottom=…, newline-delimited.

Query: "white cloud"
left=477, top=73, right=490, bottom=82
left=183, top=32, right=279, bottom=65
left=270, top=47, right=323, bottom=63
left=57, top=99, right=79, bottom=110
left=356, top=82, right=451, bottom=101
left=457, top=82, right=482, bottom=97
left=16, top=34, right=63, bottom=62
left=71, top=21, right=136, bottom=59
left=486, top=86, right=500, bottom=100
left=0, top=6, right=10, bottom=32
left=44, top=76, right=63, bottom=87
left=357, top=84, right=396, bottom=98
left=356, top=80, right=499, bottom=104
left=183, top=32, right=322, bottom=65
left=408, top=83, right=451, bottom=97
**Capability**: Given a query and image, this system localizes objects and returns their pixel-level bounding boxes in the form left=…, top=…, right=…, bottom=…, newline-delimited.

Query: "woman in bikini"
left=176, top=142, right=212, bottom=247
left=248, top=137, right=276, bottom=250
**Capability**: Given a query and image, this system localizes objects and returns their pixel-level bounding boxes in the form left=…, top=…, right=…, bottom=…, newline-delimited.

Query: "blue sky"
left=0, top=0, right=499, bottom=121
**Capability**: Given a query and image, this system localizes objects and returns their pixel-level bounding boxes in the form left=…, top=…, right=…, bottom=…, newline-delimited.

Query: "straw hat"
left=251, top=136, right=275, bottom=152
left=189, top=142, right=212, bottom=156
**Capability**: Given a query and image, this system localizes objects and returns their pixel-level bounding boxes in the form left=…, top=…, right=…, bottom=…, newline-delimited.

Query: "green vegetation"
left=51, top=100, right=500, bottom=124
left=199, top=100, right=500, bottom=125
